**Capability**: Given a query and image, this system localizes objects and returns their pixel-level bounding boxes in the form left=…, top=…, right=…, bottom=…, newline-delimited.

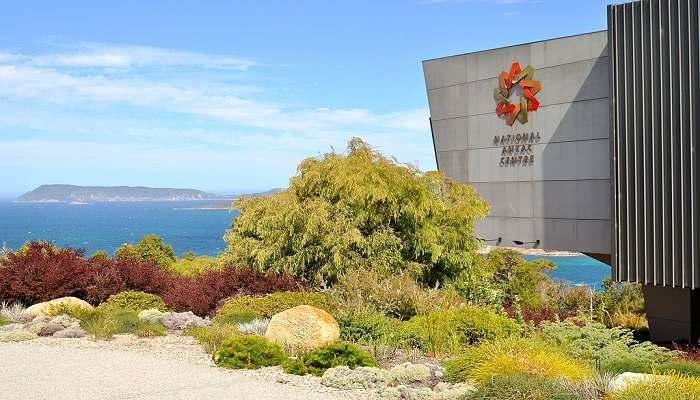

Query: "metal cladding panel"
left=609, top=0, right=700, bottom=289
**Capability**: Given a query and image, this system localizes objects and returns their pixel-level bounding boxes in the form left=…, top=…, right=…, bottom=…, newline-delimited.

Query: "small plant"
left=443, top=337, right=591, bottom=384
left=102, top=291, right=169, bottom=312
left=337, top=308, right=400, bottom=345
left=281, top=357, right=309, bottom=375
left=398, top=305, right=521, bottom=354
left=133, top=321, right=166, bottom=337
left=185, top=324, right=238, bottom=354
left=235, top=318, right=269, bottom=336
left=0, top=330, right=38, bottom=342
left=0, top=314, right=8, bottom=326
left=606, top=373, right=700, bottom=400
left=469, top=374, right=578, bottom=400
left=216, top=310, right=258, bottom=326
left=215, top=291, right=331, bottom=323
left=137, top=308, right=164, bottom=324
left=539, top=317, right=674, bottom=372
left=1, top=301, right=26, bottom=323
left=213, top=335, right=286, bottom=369
left=300, top=342, right=377, bottom=376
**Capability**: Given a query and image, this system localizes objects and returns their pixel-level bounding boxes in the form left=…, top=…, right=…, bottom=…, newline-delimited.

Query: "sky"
left=0, top=0, right=611, bottom=195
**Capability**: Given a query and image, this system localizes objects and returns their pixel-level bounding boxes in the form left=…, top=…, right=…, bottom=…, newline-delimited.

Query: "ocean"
left=0, top=200, right=611, bottom=288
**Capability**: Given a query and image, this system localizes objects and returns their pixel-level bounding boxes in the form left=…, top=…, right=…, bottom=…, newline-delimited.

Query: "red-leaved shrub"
left=163, top=267, right=300, bottom=316
left=506, top=306, right=577, bottom=327
left=0, top=242, right=92, bottom=304
left=0, top=241, right=302, bottom=316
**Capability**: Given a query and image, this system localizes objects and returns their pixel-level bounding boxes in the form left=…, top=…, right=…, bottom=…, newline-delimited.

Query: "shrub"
left=215, top=291, right=331, bottom=323
left=443, top=337, right=592, bottom=384
left=185, top=324, right=238, bottom=354
left=213, top=335, right=286, bottom=369
left=222, top=138, right=489, bottom=286
left=481, top=249, right=556, bottom=310
left=331, top=268, right=464, bottom=320
left=0, top=301, right=26, bottom=323
left=0, top=241, right=93, bottom=304
left=337, top=308, right=400, bottom=345
left=235, top=318, right=269, bottom=336
left=469, top=374, right=578, bottom=400
left=300, top=342, right=377, bottom=376
left=281, top=357, right=309, bottom=375
left=114, top=234, right=176, bottom=268
left=606, top=373, right=700, bottom=400
left=539, top=318, right=674, bottom=372
left=604, top=358, right=700, bottom=377
left=102, top=291, right=169, bottom=312
left=213, top=310, right=258, bottom=327
left=0, top=330, right=38, bottom=342
left=0, top=314, right=8, bottom=326
left=398, top=306, right=521, bottom=354
left=163, top=267, right=300, bottom=317
left=133, top=322, right=166, bottom=338
left=138, top=308, right=164, bottom=324
left=167, top=255, right=221, bottom=276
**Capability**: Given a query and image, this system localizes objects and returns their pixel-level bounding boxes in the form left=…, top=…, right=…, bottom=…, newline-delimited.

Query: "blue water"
left=524, top=255, right=611, bottom=289
left=0, top=200, right=610, bottom=286
left=0, top=201, right=237, bottom=256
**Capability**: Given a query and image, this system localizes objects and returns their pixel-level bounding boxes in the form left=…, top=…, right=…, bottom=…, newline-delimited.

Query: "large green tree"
left=223, top=138, right=489, bottom=286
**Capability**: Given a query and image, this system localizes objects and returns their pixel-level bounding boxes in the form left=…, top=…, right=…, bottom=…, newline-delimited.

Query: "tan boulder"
left=22, top=297, right=93, bottom=319
left=264, top=305, right=340, bottom=350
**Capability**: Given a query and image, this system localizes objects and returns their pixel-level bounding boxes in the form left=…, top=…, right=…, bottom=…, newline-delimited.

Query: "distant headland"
left=16, top=184, right=230, bottom=203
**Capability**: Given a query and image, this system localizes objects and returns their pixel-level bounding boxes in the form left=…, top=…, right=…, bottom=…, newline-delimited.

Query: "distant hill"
left=185, top=188, right=285, bottom=210
left=17, top=184, right=228, bottom=203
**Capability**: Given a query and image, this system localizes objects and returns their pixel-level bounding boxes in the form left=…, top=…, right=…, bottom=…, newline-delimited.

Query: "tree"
left=223, top=138, right=489, bottom=286
left=115, top=234, right=176, bottom=268
left=482, top=248, right=555, bottom=310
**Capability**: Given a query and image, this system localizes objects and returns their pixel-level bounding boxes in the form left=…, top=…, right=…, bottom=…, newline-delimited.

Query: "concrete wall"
left=423, top=31, right=611, bottom=255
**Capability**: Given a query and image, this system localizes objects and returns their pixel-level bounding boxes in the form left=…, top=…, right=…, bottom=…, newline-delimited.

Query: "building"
left=423, top=0, right=700, bottom=343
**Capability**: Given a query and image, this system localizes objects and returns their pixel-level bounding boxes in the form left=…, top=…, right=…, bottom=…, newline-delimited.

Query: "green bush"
left=133, top=321, right=167, bottom=337
left=222, top=138, right=489, bottom=286
left=337, top=308, right=400, bottom=345
left=185, top=324, right=239, bottom=354
left=215, top=291, right=331, bottom=323
left=469, top=374, right=578, bottom=400
left=539, top=318, right=674, bottom=372
left=115, top=234, right=176, bottom=268
left=281, top=357, right=309, bottom=375
left=606, top=373, right=700, bottom=400
left=0, top=314, right=8, bottom=326
left=605, top=358, right=700, bottom=377
left=398, top=306, right=520, bottom=354
left=216, top=310, right=259, bottom=327
left=214, top=335, right=286, bottom=369
left=101, top=291, right=169, bottom=312
left=481, top=249, right=557, bottom=310
left=299, top=342, right=377, bottom=376
left=443, top=337, right=591, bottom=384
left=331, top=268, right=465, bottom=320
left=168, top=255, right=222, bottom=276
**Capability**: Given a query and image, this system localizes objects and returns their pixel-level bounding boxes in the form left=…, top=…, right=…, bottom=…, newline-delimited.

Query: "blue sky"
left=0, top=0, right=610, bottom=195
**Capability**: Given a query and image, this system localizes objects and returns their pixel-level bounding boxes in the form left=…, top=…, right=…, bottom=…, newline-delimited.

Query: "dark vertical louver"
left=609, top=0, right=700, bottom=289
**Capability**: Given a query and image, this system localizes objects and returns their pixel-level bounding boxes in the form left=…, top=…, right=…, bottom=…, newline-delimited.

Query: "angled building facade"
left=424, top=0, right=700, bottom=343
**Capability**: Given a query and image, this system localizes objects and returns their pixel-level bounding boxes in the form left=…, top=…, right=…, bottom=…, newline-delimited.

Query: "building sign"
left=494, top=131, right=541, bottom=167
left=494, top=62, right=541, bottom=126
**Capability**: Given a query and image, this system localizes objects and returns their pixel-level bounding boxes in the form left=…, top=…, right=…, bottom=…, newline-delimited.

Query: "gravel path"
left=0, top=336, right=378, bottom=400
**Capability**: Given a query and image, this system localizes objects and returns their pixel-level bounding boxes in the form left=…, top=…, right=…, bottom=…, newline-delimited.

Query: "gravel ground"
left=0, top=335, right=379, bottom=400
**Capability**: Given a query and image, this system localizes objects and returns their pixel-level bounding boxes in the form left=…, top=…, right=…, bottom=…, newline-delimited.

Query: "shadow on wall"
left=538, top=47, right=611, bottom=263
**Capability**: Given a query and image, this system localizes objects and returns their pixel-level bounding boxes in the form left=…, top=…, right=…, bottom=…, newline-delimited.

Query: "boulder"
left=264, top=305, right=340, bottom=350
left=22, top=297, right=93, bottom=319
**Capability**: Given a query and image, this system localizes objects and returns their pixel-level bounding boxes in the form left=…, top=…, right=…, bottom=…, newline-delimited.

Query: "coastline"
left=478, top=245, right=582, bottom=257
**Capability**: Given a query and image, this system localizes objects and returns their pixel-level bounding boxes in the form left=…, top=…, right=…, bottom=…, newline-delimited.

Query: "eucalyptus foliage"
left=223, top=138, right=489, bottom=285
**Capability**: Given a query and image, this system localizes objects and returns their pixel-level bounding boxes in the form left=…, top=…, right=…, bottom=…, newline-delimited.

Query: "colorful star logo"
left=494, top=62, right=541, bottom=126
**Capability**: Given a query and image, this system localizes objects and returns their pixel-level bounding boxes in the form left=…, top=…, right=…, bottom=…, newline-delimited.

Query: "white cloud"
left=0, top=43, right=256, bottom=70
